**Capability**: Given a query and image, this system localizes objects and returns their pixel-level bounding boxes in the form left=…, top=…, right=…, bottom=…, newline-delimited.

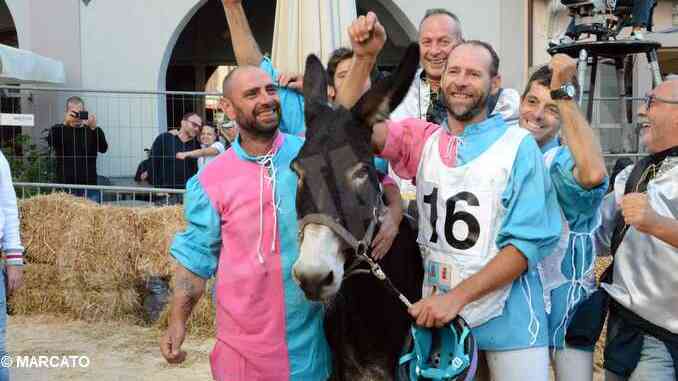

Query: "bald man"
left=596, top=79, right=678, bottom=381
left=160, top=65, right=332, bottom=380
left=160, top=10, right=390, bottom=378
left=221, top=0, right=305, bottom=136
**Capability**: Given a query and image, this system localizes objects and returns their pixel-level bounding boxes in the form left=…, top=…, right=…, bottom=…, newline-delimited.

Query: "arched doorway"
left=0, top=1, right=17, bottom=47
left=163, top=0, right=276, bottom=129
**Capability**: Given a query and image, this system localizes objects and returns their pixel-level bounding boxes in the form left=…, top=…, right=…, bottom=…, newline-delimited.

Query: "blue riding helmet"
left=397, top=317, right=478, bottom=381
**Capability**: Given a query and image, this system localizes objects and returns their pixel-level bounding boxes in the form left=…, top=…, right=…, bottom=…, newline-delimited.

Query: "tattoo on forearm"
left=175, top=274, right=202, bottom=312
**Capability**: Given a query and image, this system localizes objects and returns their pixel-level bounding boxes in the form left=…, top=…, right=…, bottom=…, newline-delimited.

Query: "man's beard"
left=443, top=86, right=490, bottom=122
left=235, top=101, right=281, bottom=140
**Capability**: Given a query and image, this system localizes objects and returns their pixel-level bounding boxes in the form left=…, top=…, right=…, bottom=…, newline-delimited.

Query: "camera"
left=71, top=110, right=89, bottom=121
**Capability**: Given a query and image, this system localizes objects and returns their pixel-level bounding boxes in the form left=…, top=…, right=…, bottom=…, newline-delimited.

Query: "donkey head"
left=291, top=44, right=419, bottom=301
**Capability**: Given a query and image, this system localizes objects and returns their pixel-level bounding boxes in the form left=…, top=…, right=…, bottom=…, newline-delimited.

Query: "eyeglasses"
left=643, top=94, right=678, bottom=110
left=186, top=119, right=202, bottom=128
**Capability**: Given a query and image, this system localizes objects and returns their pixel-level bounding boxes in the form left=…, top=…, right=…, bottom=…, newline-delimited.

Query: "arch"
left=155, top=0, right=208, bottom=131
left=157, top=0, right=276, bottom=129
left=1, top=0, right=22, bottom=48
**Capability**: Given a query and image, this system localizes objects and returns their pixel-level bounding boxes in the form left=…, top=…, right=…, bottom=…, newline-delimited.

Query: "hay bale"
left=62, top=288, right=142, bottom=323
left=56, top=204, right=143, bottom=322
left=136, top=206, right=185, bottom=277
left=17, top=195, right=187, bottom=324
left=58, top=204, right=141, bottom=290
left=10, top=289, right=68, bottom=315
left=9, top=263, right=67, bottom=315
left=19, top=193, right=95, bottom=265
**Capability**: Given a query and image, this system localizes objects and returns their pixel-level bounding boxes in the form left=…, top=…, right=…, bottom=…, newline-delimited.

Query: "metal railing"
left=0, top=85, right=652, bottom=202
left=0, top=85, right=224, bottom=183
left=13, top=182, right=185, bottom=206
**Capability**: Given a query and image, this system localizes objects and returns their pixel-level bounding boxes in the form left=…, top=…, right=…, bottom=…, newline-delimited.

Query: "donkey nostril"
left=321, top=271, right=334, bottom=287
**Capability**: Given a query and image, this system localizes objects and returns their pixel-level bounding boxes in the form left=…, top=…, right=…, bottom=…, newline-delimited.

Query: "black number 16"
left=423, top=188, right=481, bottom=250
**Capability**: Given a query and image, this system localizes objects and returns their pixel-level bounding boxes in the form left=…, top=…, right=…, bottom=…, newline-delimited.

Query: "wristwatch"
left=550, top=83, right=577, bottom=101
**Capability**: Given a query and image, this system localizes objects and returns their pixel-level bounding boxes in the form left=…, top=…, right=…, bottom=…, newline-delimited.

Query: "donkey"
left=291, top=44, right=424, bottom=380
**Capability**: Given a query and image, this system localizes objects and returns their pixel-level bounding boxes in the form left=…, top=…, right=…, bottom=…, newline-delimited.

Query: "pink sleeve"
left=380, top=173, right=397, bottom=187
left=379, top=118, right=440, bottom=180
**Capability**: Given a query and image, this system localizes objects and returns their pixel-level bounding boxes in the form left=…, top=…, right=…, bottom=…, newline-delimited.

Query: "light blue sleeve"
left=550, top=146, right=608, bottom=223
left=496, top=137, right=562, bottom=271
left=373, top=157, right=389, bottom=175
left=259, top=57, right=306, bottom=136
left=170, top=176, right=221, bottom=279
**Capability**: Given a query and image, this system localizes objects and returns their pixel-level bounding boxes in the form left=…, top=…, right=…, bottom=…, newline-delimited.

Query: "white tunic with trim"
left=416, top=126, right=530, bottom=327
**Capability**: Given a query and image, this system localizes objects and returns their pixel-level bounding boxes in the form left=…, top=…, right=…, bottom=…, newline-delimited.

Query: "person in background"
left=218, top=120, right=239, bottom=148
left=0, top=149, right=24, bottom=381
left=47, top=96, right=108, bottom=203
left=325, top=45, right=404, bottom=259
left=176, top=125, right=226, bottom=169
left=148, top=112, right=202, bottom=190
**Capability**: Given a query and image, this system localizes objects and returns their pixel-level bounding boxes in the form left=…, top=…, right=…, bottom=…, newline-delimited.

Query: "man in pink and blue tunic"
left=159, top=5, right=392, bottom=380
left=159, top=64, right=331, bottom=380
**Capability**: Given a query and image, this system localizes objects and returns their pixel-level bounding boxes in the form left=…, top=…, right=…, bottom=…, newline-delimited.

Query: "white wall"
left=77, top=0, right=207, bottom=177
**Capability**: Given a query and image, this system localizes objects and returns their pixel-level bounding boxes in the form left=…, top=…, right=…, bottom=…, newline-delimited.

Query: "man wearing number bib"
left=519, top=58, right=608, bottom=381
left=367, top=41, right=562, bottom=380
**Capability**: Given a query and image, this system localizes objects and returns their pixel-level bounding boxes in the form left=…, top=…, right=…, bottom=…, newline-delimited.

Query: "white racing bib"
left=416, top=126, right=529, bottom=327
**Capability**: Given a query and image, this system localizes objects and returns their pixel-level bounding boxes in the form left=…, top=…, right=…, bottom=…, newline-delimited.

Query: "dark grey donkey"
left=291, top=43, right=425, bottom=380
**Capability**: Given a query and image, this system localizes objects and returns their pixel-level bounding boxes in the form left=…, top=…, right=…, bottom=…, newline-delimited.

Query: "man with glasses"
left=148, top=112, right=203, bottom=191
left=595, top=79, right=678, bottom=381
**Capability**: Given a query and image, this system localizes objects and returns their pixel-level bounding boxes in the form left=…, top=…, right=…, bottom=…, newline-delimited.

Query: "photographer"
left=47, top=96, right=108, bottom=203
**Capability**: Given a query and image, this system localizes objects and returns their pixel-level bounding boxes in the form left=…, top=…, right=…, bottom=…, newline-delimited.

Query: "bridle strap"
left=298, top=213, right=369, bottom=251
left=297, top=194, right=413, bottom=309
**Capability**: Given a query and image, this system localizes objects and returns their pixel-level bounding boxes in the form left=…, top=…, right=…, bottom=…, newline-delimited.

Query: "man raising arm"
left=360, top=36, right=561, bottom=380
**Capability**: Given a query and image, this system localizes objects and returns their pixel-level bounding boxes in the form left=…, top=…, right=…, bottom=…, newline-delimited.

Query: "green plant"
left=1, top=133, right=56, bottom=198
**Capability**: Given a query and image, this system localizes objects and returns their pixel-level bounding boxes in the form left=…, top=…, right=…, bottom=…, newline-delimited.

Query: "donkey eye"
left=353, top=166, right=369, bottom=179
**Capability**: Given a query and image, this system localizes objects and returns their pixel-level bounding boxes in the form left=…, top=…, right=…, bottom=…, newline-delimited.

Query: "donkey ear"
left=352, top=43, right=420, bottom=126
left=303, top=54, right=329, bottom=126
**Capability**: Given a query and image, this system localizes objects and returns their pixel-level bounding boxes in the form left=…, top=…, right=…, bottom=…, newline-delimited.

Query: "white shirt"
left=390, top=68, right=521, bottom=122
left=198, top=141, right=226, bottom=169
left=0, top=150, right=24, bottom=265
